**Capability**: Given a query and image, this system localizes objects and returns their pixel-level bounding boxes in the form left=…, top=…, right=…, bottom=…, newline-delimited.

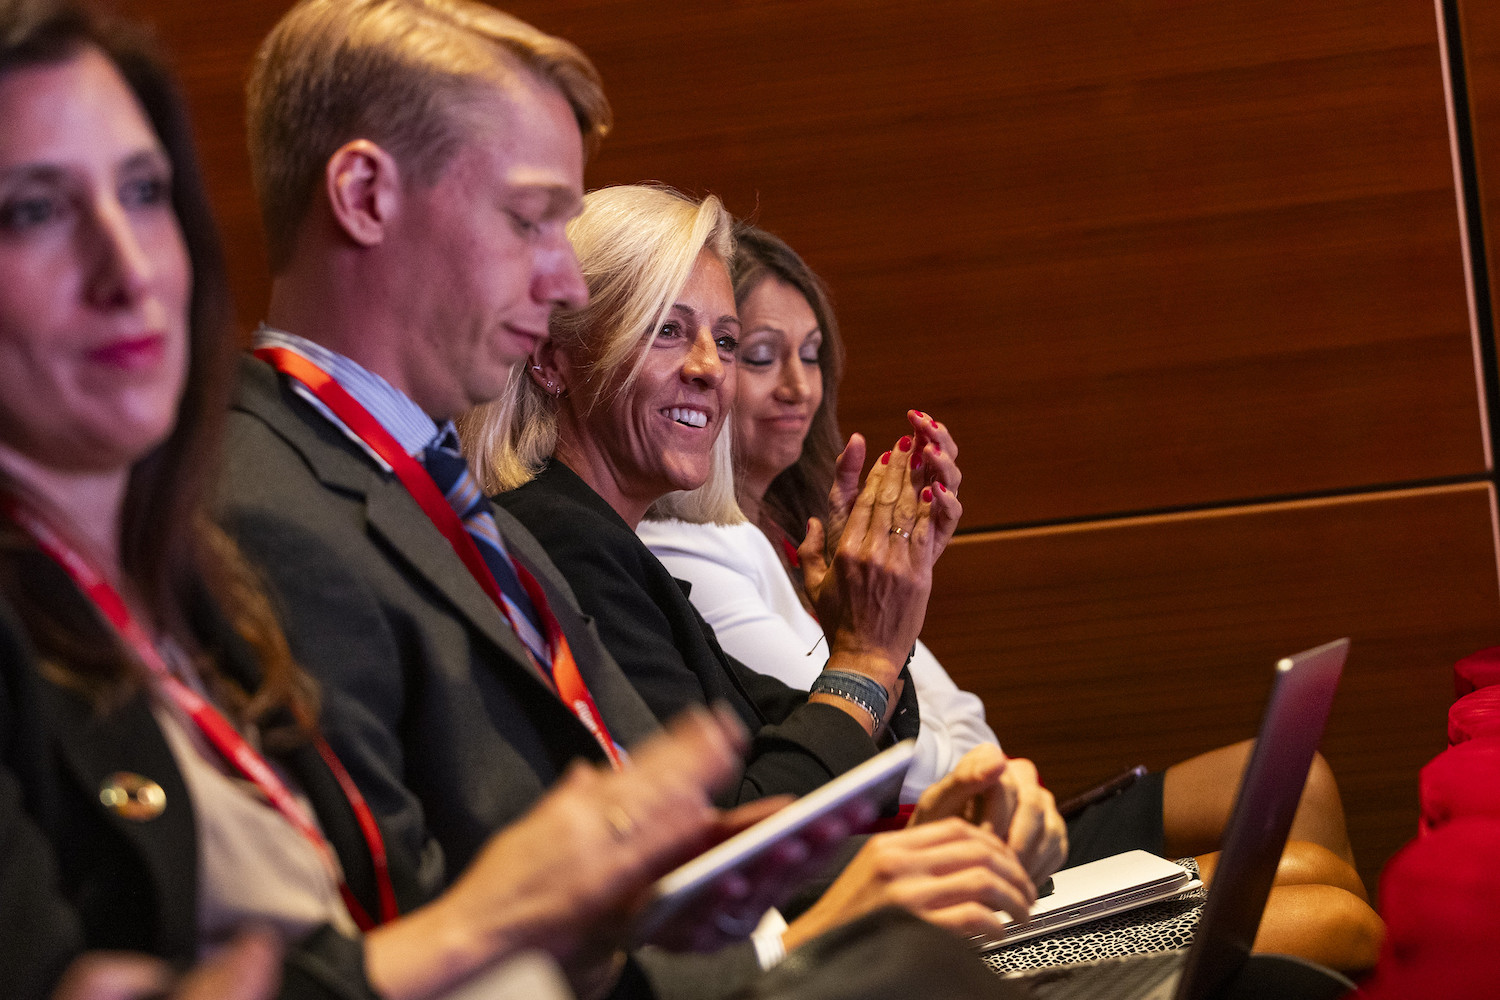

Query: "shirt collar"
left=254, top=326, right=448, bottom=465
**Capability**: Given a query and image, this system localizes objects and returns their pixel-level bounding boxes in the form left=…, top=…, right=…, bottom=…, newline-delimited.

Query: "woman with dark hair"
left=0, top=6, right=773, bottom=1000
left=639, top=224, right=998, bottom=802
left=639, top=223, right=1386, bottom=973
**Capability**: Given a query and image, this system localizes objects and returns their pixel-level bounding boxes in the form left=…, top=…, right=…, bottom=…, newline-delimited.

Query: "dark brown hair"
left=0, top=0, right=314, bottom=733
left=730, top=223, right=847, bottom=544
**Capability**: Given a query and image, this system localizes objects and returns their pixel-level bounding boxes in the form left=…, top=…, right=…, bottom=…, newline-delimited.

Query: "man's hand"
left=366, top=706, right=748, bottom=1000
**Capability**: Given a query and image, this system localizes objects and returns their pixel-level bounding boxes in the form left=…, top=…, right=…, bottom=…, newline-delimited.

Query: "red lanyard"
left=2, top=496, right=398, bottom=930
left=255, top=346, right=624, bottom=770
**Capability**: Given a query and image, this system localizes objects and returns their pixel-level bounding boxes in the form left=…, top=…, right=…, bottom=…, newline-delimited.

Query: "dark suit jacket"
left=221, top=358, right=764, bottom=1000
left=221, top=356, right=665, bottom=887
left=498, top=461, right=916, bottom=806
left=0, top=553, right=417, bottom=1000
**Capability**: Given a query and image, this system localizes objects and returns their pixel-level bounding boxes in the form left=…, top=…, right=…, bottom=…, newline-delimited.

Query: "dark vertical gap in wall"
left=1441, top=0, right=1500, bottom=472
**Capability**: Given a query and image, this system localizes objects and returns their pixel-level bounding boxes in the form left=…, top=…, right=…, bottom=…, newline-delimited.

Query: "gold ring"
left=889, top=526, right=912, bottom=540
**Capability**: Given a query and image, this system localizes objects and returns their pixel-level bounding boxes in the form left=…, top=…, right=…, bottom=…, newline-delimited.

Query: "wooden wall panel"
left=501, top=0, right=1483, bottom=526
left=125, top=0, right=1483, bottom=526
left=923, top=482, right=1500, bottom=890
left=118, top=0, right=283, bottom=333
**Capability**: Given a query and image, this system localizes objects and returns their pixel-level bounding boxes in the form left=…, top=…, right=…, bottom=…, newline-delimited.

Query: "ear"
left=324, top=139, right=402, bottom=247
left=529, top=340, right=571, bottom=397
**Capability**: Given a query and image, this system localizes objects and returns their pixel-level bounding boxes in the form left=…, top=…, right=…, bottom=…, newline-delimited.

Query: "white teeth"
left=667, top=407, right=708, bottom=428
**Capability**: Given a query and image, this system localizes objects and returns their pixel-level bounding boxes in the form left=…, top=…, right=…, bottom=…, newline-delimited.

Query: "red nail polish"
left=930, top=417, right=939, bottom=429
left=937, top=482, right=948, bottom=493
left=880, top=451, right=891, bottom=465
left=922, top=487, right=933, bottom=502
left=897, top=435, right=912, bottom=451
left=914, top=410, right=927, bottom=419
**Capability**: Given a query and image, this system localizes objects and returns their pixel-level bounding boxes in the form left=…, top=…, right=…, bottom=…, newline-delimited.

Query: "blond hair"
left=247, top=0, right=610, bottom=271
left=462, top=184, right=742, bottom=525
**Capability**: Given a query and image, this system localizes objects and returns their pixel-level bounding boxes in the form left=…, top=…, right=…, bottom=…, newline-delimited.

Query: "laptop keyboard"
left=1007, top=949, right=1184, bottom=1000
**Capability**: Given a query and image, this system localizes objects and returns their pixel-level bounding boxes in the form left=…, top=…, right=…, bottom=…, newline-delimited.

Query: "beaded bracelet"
left=810, top=669, right=891, bottom=729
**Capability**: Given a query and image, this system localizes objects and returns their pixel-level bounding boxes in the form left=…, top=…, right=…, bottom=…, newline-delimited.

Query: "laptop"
left=1002, top=637, right=1350, bottom=1000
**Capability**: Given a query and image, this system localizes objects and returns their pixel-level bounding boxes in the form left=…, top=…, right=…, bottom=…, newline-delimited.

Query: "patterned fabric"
left=982, top=858, right=1206, bottom=973
left=422, top=429, right=549, bottom=664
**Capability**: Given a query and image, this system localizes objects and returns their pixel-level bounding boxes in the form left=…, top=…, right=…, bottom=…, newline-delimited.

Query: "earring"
left=531, top=363, right=561, bottom=397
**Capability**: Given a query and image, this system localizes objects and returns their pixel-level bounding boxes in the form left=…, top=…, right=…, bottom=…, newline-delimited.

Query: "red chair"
left=1453, top=646, right=1500, bottom=697
left=1448, top=685, right=1500, bottom=746
left=1356, top=818, right=1500, bottom=998
left=1418, top=738, right=1500, bottom=833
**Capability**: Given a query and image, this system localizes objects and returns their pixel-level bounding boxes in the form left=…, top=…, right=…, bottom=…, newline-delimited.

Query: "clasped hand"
left=910, top=744, right=1068, bottom=885
left=799, top=411, right=964, bottom=702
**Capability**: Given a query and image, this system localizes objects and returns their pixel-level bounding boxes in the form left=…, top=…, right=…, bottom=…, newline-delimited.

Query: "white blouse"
left=638, top=518, right=999, bottom=802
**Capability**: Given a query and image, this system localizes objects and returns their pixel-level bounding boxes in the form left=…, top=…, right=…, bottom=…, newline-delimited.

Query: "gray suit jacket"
left=221, top=357, right=776, bottom=999
left=220, top=356, right=665, bottom=887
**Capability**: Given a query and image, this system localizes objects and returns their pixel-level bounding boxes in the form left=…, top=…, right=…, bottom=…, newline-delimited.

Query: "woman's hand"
left=907, top=410, right=963, bottom=561
left=812, top=413, right=963, bottom=573
left=779, top=818, right=1036, bottom=953
left=909, top=745, right=1068, bottom=884
left=799, top=430, right=944, bottom=724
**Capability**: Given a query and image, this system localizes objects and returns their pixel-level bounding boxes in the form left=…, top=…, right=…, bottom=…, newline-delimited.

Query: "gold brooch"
left=99, top=772, right=167, bottom=821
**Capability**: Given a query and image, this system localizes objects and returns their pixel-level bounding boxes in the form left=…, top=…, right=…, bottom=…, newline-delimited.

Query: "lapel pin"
left=99, top=772, right=167, bottom=821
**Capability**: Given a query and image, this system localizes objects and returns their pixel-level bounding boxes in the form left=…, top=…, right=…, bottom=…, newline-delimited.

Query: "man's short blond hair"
left=247, top=0, right=610, bottom=272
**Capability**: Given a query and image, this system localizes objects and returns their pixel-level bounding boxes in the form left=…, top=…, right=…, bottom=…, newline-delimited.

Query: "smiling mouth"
left=507, top=326, right=547, bottom=347
left=665, top=407, right=709, bottom=428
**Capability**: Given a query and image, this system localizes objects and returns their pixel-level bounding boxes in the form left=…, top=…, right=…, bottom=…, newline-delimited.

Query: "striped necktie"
left=421, top=429, right=550, bottom=665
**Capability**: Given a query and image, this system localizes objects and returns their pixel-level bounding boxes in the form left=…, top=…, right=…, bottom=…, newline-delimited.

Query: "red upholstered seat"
left=1356, top=818, right=1500, bottom=999
left=1453, top=646, right=1500, bottom=697
left=1448, top=685, right=1500, bottom=746
left=1418, top=738, right=1500, bottom=833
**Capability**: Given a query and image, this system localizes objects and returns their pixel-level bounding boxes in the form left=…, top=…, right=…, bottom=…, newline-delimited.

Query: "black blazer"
left=498, top=461, right=918, bottom=806
left=0, top=552, right=421, bottom=1000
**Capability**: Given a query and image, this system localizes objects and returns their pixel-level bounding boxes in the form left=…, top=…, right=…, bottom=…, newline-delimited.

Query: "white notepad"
left=976, top=850, right=1201, bottom=949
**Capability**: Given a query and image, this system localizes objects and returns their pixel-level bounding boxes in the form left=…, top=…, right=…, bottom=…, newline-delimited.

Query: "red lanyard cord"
left=3, top=495, right=398, bottom=930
